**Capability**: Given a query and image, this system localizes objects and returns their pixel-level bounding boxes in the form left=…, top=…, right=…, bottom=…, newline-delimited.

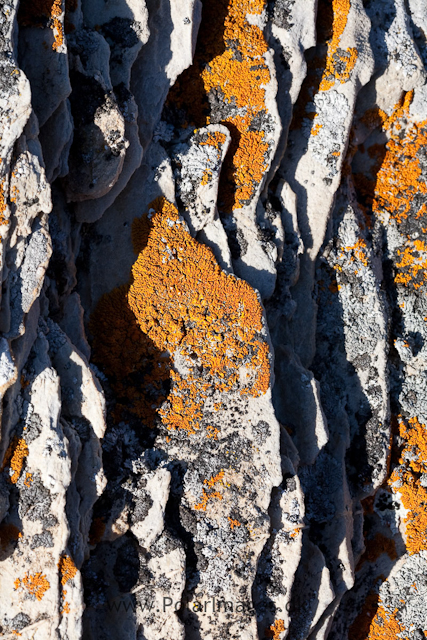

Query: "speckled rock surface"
left=1, top=0, right=427, bottom=638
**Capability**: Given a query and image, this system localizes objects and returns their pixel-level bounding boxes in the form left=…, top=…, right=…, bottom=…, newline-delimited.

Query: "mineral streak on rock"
left=2, top=0, right=427, bottom=638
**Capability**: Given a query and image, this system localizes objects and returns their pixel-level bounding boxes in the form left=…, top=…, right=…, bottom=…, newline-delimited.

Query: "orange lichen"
left=367, top=606, right=407, bottom=639
left=290, top=0, right=357, bottom=134
left=349, top=589, right=381, bottom=640
left=167, top=0, right=270, bottom=211
left=1, top=437, right=29, bottom=484
left=340, top=238, right=369, bottom=267
left=61, top=601, right=71, bottom=614
left=200, top=170, right=212, bottom=186
left=266, top=619, right=286, bottom=639
left=205, top=470, right=225, bottom=488
left=353, top=92, right=427, bottom=291
left=393, top=239, right=427, bottom=290
left=206, top=425, right=220, bottom=439
left=24, top=472, right=33, bottom=487
left=366, top=92, right=427, bottom=226
left=311, top=121, right=323, bottom=136
left=91, top=199, right=270, bottom=435
left=386, top=417, right=427, bottom=554
left=89, top=284, right=171, bottom=426
left=194, top=472, right=225, bottom=511
left=319, top=0, right=358, bottom=91
left=58, top=554, right=77, bottom=586
left=372, top=122, right=427, bottom=225
left=228, top=517, right=241, bottom=529
left=0, top=179, right=8, bottom=227
left=18, top=0, right=64, bottom=51
left=14, top=572, right=50, bottom=601
left=360, top=107, right=388, bottom=131
left=200, top=131, right=227, bottom=148
left=129, top=199, right=269, bottom=430
left=388, top=417, right=427, bottom=555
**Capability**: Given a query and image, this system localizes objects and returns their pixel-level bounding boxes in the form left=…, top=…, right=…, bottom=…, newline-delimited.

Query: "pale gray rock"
left=82, top=0, right=149, bottom=88
left=253, top=450, right=305, bottom=638
left=173, top=124, right=231, bottom=233
left=266, top=0, right=317, bottom=183
left=0, top=0, right=31, bottom=169
left=74, top=89, right=142, bottom=223
left=0, top=333, right=75, bottom=638
left=64, top=29, right=128, bottom=202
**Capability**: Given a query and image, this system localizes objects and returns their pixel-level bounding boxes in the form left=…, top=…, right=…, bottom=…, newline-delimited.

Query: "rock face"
left=1, top=0, right=427, bottom=638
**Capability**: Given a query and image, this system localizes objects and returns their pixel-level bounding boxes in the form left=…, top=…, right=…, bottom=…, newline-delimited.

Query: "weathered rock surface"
left=1, top=0, right=427, bottom=638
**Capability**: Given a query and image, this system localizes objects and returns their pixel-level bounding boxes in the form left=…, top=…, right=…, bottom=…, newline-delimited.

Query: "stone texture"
left=1, top=0, right=427, bottom=638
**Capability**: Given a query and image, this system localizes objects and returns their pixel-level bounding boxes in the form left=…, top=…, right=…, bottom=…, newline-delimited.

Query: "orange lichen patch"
left=58, top=555, right=77, bottom=586
left=206, top=425, right=220, bottom=439
left=61, top=601, right=71, bottom=614
left=0, top=180, right=6, bottom=215
left=393, top=240, right=427, bottom=290
left=18, top=0, right=64, bottom=51
left=228, top=517, right=241, bottom=529
left=1, top=437, right=29, bottom=484
left=290, top=0, right=356, bottom=134
left=388, top=417, right=427, bottom=555
left=24, top=472, right=33, bottom=488
left=194, top=472, right=225, bottom=511
left=363, top=92, right=427, bottom=227
left=167, top=0, right=270, bottom=211
left=0, top=179, right=9, bottom=226
left=200, top=170, right=212, bottom=186
left=200, top=131, right=227, bottom=148
left=381, top=91, right=414, bottom=132
left=205, top=470, right=225, bottom=488
left=14, top=572, right=50, bottom=601
left=91, top=199, right=270, bottom=434
left=318, top=0, right=357, bottom=91
left=0, top=523, right=21, bottom=551
left=339, top=238, right=369, bottom=267
left=397, top=417, right=427, bottom=473
left=367, top=606, right=407, bottom=639
left=357, top=92, right=412, bottom=147
left=128, top=198, right=269, bottom=430
left=349, top=589, right=381, bottom=640
left=360, top=107, right=388, bottom=131
left=311, top=121, right=323, bottom=136
left=266, top=619, right=286, bottom=639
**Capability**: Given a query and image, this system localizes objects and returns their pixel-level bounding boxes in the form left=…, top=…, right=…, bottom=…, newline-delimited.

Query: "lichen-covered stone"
left=1, top=0, right=427, bottom=637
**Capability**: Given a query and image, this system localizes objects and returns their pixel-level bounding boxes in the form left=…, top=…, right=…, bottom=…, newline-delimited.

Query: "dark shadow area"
left=81, top=531, right=141, bottom=639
